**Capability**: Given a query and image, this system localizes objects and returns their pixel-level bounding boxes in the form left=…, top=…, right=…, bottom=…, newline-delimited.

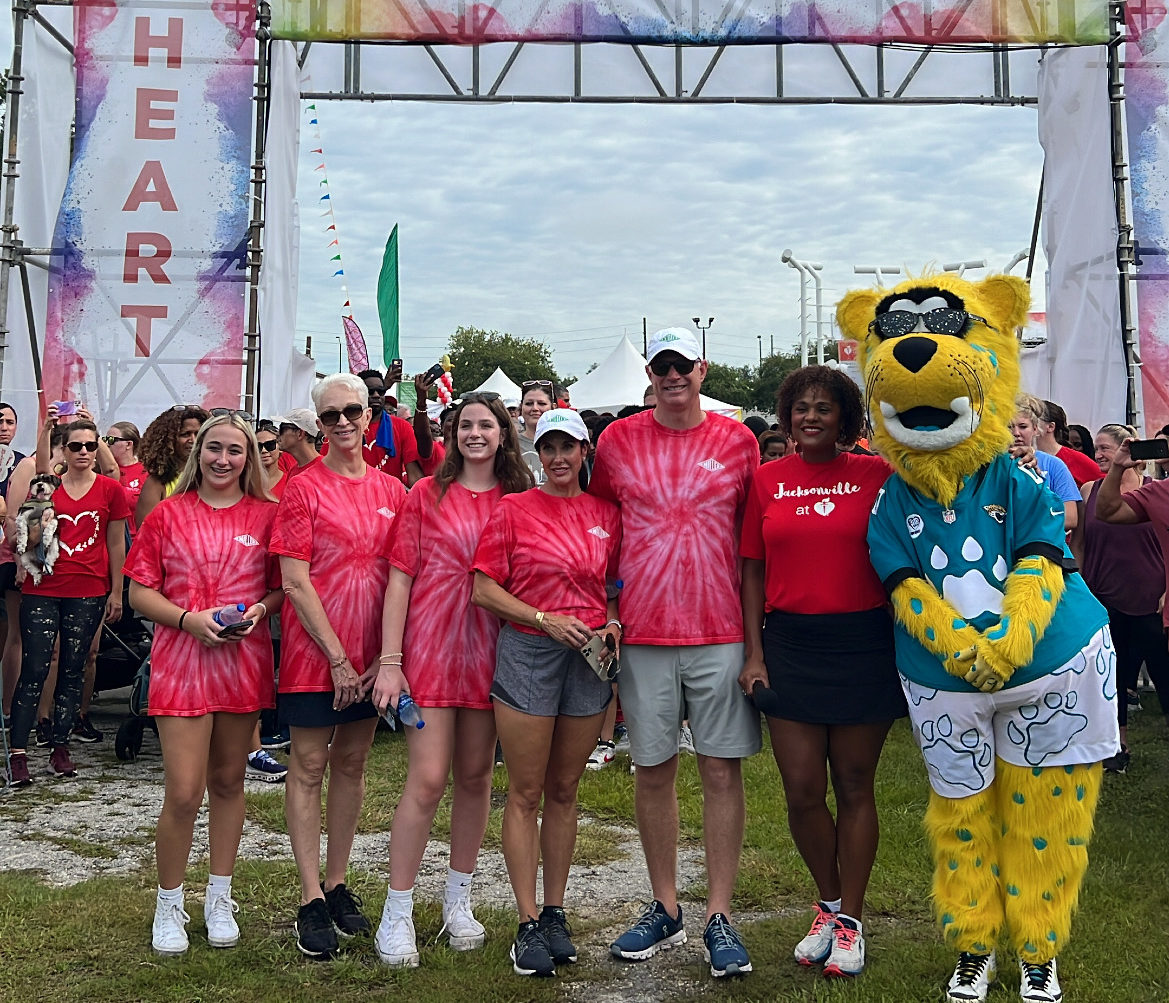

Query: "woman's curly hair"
left=775, top=366, right=864, bottom=446
left=139, top=406, right=209, bottom=482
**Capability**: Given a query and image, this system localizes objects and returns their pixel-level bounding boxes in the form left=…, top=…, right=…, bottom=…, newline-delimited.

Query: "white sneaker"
left=375, top=911, right=420, bottom=967
left=793, top=902, right=836, bottom=965
left=1019, top=957, right=1062, bottom=1002
left=152, top=897, right=191, bottom=956
left=204, top=890, right=240, bottom=948
left=441, top=894, right=486, bottom=950
left=678, top=724, right=695, bottom=754
left=586, top=740, right=616, bottom=770
left=823, top=917, right=865, bottom=977
left=946, top=951, right=997, bottom=1002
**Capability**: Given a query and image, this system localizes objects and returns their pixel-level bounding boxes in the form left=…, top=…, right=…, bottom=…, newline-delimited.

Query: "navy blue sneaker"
left=703, top=913, right=752, bottom=977
left=610, top=900, right=686, bottom=960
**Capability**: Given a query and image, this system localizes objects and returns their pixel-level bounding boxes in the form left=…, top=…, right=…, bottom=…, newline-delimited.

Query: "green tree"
left=446, top=326, right=559, bottom=392
left=701, top=363, right=756, bottom=409
left=751, top=348, right=805, bottom=414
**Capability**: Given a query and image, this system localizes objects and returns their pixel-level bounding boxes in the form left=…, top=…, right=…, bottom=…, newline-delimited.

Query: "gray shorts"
left=491, top=624, right=612, bottom=718
left=619, top=643, right=762, bottom=767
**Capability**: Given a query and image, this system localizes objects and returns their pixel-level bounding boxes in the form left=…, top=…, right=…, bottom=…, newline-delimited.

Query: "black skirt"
left=762, top=607, right=907, bottom=725
left=278, top=690, right=379, bottom=729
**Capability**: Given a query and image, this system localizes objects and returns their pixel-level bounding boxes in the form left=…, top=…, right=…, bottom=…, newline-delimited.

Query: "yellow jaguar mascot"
left=838, top=273, right=1118, bottom=1003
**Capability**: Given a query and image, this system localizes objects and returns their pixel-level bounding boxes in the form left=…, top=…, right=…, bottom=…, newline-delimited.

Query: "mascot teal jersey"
left=868, top=453, right=1108, bottom=692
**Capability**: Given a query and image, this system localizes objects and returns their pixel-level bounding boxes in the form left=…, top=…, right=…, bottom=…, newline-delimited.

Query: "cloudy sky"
left=293, top=48, right=1049, bottom=381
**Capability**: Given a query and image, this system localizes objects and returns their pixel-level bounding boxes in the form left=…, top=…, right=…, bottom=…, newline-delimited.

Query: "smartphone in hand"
left=217, top=619, right=254, bottom=638
left=1127, top=438, right=1169, bottom=461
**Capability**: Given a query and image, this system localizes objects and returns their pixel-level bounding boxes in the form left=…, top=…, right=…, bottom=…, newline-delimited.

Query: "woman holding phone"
left=371, top=391, right=532, bottom=968
left=471, top=408, right=621, bottom=978
left=125, top=412, right=282, bottom=956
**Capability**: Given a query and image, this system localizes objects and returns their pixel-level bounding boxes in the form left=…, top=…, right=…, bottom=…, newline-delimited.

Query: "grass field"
left=2, top=707, right=1167, bottom=1002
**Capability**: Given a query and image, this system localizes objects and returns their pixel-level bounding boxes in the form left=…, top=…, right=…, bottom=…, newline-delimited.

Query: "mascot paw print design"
left=918, top=713, right=994, bottom=791
left=1005, top=692, right=1089, bottom=766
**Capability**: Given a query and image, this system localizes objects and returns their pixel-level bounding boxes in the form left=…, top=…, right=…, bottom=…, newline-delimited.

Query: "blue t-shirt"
left=1034, top=450, right=1079, bottom=504
left=867, top=453, right=1108, bottom=692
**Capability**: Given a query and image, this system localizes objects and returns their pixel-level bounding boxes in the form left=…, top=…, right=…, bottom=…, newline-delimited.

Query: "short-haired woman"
left=270, top=372, right=407, bottom=960
left=125, top=413, right=283, bottom=955
left=6, top=419, right=130, bottom=785
left=472, top=408, right=621, bottom=977
left=371, top=392, right=532, bottom=968
left=105, top=421, right=144, bottom=521
left=137, top=405, right=210, bottom=525
left=515, top=380, right=555, bottom=486
left=739, top=366, right=905, bottom=978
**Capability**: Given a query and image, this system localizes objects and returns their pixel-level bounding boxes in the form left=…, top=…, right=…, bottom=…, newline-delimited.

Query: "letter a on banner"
left=42, top=1, right=256, bottom=431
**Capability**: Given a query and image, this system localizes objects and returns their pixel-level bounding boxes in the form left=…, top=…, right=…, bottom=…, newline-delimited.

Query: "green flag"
left=377, top=225, right=400, bottom=367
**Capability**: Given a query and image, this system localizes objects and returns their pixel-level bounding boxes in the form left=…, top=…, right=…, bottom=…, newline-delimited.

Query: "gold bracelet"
left=381, top=652, right=404, bottom=659
left=535, top=611, right=545, bottom=628
left=329, top=655, right=349, bottom=668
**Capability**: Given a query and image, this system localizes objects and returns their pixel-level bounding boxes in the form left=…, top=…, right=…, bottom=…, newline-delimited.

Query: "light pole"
left=782, top=250, right=824, bottom=367
left=941, top=259, right=986, bottom=277
left=336, top=336, right=343, bottom=374
left=853, top=264, right=902, bottom=287
left=757, top=334, right=763, bottom=365
left=692, top=316, right=714, bottom=358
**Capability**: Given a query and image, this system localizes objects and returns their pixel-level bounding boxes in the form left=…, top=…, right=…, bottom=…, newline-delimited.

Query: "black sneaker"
left=324, top=883, right=371, bottom=937
left=295, top=898, right=338, bottom=958
left=72, top=714, right=103, bottom=743
left=1102, top=745, right=1130, bottom=774
left=538, top=904, right=577, bottom=964
left=35, top=718, right=52, bottom=748
left=510, top=918, right=555, bottom=976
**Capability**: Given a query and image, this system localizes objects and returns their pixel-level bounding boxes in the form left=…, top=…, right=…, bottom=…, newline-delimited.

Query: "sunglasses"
left=66, top=440, right=99, bottom=453
left=256, top=439, right=279, bottom=452
left=318, top=403, right=365, bottom=427
left=868, top=308, right=993, bottom=340
left=649, top=357, right=698, bottom=377
left=456, top=392, right=501, bottom=406
left=169, top=403, right=202, bottom=412
left=522, top=380, right=553, bottom=390
left=209, top=408, right=255, bottom=422
left=102, top=435, right=131, bottom=445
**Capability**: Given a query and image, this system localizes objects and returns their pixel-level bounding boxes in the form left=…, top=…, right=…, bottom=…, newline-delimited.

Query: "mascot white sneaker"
left=838, top=273, right=1118, bottom=1003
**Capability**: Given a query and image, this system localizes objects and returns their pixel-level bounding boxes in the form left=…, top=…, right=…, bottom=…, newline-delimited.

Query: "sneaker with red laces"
left=794, top=902, right=836, bottom=965
left=49, top=744, right=78, bottom=778
left=823, top=915, right=865, bottom=977
left=9, top=752, right=32, bottom=787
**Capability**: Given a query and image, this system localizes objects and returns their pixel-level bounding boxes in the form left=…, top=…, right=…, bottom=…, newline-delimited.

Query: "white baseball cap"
left=534, top=408, right=589, bottom=446
left=646, top=327, right=703, bottom=363
left=273, top=408, right=319, bottom=435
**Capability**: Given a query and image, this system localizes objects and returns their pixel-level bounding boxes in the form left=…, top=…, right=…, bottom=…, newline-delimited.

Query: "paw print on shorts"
left=1048, top=647, right=1087, bottom=678
left=901, top=675, right=939, bottom=707
left=1096, top=635, right=1117, bottom=701
left=1005, top=691, right=1088, bottom=766
left=919, top=713, right=994, bottom=791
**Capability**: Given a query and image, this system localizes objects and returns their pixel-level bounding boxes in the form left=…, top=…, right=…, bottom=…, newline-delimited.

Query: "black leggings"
left=1106, top=606, right=1169, bottom=728
left=10, top=594, right=106, bottom=749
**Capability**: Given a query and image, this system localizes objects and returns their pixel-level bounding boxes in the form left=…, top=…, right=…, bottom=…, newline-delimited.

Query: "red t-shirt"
left=473, top=487, right=621, bottom=635
left=416, top=439, right=446, bottom=478
left=268, top=470, right=289, bottom=500
left=1055, top=446, right=1103, bottom=487
left=124, top=492, right=280, bottom=716
left=740, top=452, right=891, bottom=615
left=25, top=476, right=131, bottom=598
left=270, top=460, right=407, bottom=693
left=589, top=410, right=759, bottom=645
left=278, top=450, right=298, bottom=474
left=390, top=477, right=504, bottom=709
left=119, top=460, right=146, bottom=509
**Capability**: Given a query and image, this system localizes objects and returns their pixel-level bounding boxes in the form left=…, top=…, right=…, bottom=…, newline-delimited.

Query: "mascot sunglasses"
left=869, top=307, right=994, bottom=339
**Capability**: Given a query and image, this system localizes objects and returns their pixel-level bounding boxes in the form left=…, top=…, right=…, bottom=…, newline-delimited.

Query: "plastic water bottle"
left=213, top=603, right=246, bottom=627
left=396, top=694, right=425, bottom=730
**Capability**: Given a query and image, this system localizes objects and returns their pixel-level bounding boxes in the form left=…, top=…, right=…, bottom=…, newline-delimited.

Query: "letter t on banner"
left=378, top=224, right=400, bottom=368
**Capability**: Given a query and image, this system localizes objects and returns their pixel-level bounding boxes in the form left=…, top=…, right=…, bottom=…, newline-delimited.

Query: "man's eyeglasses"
left=65, top=440, right=99, bottom=453
left=209, top=408, right=255, bottom=422
left=102, top=435, right=131, bottom=445
left=317, top=403, right=365, bottom=427
left=256, top=439, right=279, bottom=452
left=649, top=357, right=698, bottom=377
left=868, top=308, right=993, bottom=340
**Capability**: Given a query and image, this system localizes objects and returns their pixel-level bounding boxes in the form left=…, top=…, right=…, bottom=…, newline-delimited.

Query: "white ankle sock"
left=822, top=897, right=842, bottom=913
left=445, top=867, right=473, bottom=903
left=207, top=874, right=232, bottom=899
left=386, top=886, right=414, bottom=920
left=158, top=884, right=184, bottom=905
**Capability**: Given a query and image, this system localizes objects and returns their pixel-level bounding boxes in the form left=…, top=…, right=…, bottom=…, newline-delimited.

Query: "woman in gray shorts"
left=471, top=408, right=622, bottom=979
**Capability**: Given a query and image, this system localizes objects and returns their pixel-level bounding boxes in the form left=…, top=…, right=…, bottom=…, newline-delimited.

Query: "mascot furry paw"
left=838, top=273, right=1118, bottom=1002
left=14, top=473, right=60, bottom=586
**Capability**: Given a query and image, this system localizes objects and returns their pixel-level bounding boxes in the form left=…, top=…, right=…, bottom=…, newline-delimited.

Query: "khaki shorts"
left=618, top=643, right=761, bottom=767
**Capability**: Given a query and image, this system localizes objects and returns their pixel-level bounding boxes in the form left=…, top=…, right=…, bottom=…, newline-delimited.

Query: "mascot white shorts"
left=900, top=625, right=1119, bottom=798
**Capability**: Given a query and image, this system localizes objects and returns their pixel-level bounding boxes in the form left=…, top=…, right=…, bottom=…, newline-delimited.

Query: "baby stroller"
left=91, top=599, right=155, bottom=761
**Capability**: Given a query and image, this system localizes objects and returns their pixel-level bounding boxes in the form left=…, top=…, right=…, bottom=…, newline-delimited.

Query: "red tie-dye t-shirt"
left=472, top=487, right=621, bottom=635
left=124, top=491, right=281, bottom=716
left=589, top=410, right=759, bottom=645
left=390, top=477, right=504, bottom=709
left=270, top=460, right=407, bottom=693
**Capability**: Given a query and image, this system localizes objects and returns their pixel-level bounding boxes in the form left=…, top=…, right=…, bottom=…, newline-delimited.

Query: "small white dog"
left=14, top=474, right=60, bottom=586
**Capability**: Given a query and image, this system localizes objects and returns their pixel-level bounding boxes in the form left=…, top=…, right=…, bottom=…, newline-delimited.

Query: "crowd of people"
left=0, top=323, right=1166, bottom=999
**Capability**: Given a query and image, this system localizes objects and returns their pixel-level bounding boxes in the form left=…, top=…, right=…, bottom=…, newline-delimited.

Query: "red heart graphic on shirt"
left=56, top=510, right=101, bottom=556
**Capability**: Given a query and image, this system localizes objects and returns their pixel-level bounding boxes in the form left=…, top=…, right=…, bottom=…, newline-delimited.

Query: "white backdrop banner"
left=1035, top=46, right=1126, bottom=431
left=41, top=1, right=256, bottom=431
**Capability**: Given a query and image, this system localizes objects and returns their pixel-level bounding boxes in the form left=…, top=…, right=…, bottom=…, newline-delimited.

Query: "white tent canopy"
left=567, top=336, right=742, bottom=419
left=473, top=366, right=523, bottom=401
